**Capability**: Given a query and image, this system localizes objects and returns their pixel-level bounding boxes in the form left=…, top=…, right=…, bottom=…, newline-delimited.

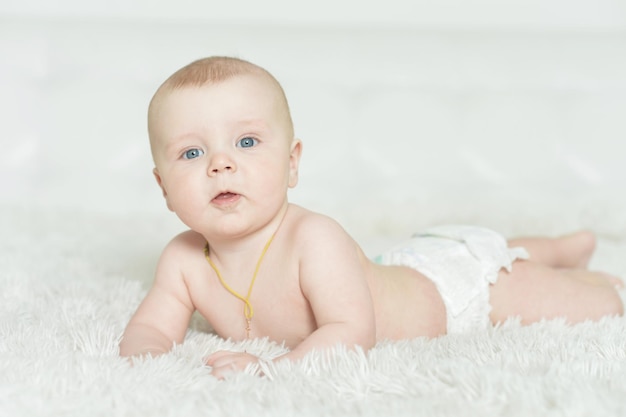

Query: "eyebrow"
left=235, top=118, right=269, bottom=130
left=160, top=132, right=197, bottom=156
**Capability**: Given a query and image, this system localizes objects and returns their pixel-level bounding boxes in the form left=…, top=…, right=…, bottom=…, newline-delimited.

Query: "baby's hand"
left=205, top=350, right=261, bottom=379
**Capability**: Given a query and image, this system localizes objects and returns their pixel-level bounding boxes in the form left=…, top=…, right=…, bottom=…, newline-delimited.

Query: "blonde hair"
left=148, top=56, right=294, bottom=145
left=159, top=56, right=272, bottom=88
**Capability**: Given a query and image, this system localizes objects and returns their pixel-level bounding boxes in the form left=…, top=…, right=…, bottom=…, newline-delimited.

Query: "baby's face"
left=148, top=74, right=301, bottom=237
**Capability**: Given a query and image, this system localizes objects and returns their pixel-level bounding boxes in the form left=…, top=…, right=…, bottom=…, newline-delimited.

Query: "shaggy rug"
left=2, top=200, right=626, bottom=417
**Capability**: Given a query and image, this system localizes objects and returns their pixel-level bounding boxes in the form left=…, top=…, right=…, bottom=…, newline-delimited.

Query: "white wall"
left=2, top=1, right=626, bottom=239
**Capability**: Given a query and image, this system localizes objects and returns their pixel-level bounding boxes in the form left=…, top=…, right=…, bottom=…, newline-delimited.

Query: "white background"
left=1, top=0, right=626, bottom=241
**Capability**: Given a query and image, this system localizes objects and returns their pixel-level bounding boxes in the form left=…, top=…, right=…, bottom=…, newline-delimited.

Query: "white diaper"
left=373, top=225, right=529, bottom=334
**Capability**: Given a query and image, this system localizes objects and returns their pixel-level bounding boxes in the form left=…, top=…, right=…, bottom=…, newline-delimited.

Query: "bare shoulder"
left=161, top=230, right=206, bottom=256
left=287, top=204, right=350, bottom=237
left=284, top=204, right=365, bottom=272
left=155, top=230, right=206, bottom=279
left=286, top=204, right=356, bottom=249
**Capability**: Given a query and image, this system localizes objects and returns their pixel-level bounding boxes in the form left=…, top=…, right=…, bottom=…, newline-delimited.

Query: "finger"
left=209, top=357, right=255, bottom=379
left=205, top=350, right=237, bottom=365
left=610, top=274, right=624, bottom=288
left=210, top=364, right=236, bottom=380
left=206, top=354, right=239, bottom=369
left=207, top=352, right=254, bottom=369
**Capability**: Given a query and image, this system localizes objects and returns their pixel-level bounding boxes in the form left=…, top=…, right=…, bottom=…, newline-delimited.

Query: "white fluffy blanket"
left=2, top=202, right=626, bottom=417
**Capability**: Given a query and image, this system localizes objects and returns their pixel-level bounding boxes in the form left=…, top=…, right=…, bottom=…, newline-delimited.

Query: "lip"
left=211, top=191, right=241, bottom=207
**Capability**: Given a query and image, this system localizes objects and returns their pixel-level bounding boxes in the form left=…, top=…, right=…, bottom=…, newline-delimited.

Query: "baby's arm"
left=119, top=236, right=195, bottom=357
left=207, top=215, right=377, bottom=377
left=282, top=217, right=377, bottom=360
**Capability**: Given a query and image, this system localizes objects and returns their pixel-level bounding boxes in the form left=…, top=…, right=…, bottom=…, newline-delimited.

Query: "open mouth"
left=212, top=192, right=240, bottom=205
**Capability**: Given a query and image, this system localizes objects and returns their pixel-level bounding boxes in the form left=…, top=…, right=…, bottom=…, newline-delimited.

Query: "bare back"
left=363, top=261, right=447, bottom=340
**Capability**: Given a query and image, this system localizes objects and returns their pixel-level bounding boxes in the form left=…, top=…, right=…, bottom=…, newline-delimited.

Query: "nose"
left=208, top=151, right=237, bottom=176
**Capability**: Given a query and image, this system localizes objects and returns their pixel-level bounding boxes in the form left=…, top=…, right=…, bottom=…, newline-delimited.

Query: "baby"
left=120, top=56, right=624, bottom=378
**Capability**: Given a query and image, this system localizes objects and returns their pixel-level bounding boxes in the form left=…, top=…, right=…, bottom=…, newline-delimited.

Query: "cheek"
left=163, top=173, right=203, bottom=205
left=256, top=166, right=290, bottom=192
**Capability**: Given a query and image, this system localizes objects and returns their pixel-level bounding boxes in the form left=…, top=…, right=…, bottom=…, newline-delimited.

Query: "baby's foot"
left=598, top=272, right=624, bottom=289
left=557, top=230, right=596, bottom=269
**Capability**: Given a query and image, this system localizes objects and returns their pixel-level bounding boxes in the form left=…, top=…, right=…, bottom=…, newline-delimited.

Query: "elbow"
left=352, top=323, right=376, bottom=351
left=119, top=339, right=169, bottom=358
left=118, top=323, right=175, bottom=358
left=363, top=332, right=377, bottom=351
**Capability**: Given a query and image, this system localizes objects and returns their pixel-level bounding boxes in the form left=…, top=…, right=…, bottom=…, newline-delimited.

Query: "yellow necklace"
left=204, top=232, right=277, bottom=339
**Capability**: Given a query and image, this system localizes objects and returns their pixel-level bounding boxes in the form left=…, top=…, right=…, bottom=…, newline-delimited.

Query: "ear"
left=153, top=168, right=173, bottom=211
left=288, top=139, right=302, bottom=188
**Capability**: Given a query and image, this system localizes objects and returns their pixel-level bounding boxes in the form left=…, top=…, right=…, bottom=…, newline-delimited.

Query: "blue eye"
left=237, top=137, right=258, bottom=148
left=183, top=148, right=204, bottom=159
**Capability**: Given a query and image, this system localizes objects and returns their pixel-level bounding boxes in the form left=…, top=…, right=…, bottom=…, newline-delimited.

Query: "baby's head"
left=146, top=57, right=302, bottom=229
left=147, top=56, right=295, bottom=164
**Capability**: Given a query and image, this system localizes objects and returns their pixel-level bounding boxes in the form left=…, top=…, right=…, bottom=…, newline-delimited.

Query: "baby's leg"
left=508, top=230, right=596, bottom=269
left=489, top=260, right=623, bottom=326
